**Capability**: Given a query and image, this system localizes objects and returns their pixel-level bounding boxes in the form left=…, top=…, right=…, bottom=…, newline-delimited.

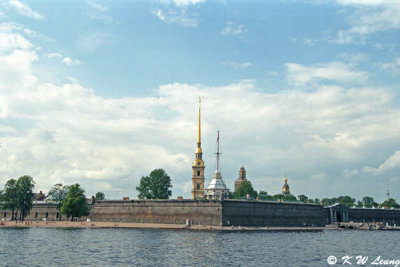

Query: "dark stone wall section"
left=349, top=208, right=400, bottom=225
left=222, top=200, right=326, bottom=227
left=90, top=200, right=222, bottom=225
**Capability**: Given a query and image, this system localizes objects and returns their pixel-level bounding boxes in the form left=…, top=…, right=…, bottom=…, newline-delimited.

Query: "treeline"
left=0, top=175, right=35, bottom=221
left=0, top=176, right=106, bottom=221
left=232, top=180, right=400, bottom=209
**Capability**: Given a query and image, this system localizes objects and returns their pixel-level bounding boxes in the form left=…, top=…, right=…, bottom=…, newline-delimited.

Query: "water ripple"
left=0, top=228, right=399, bottom=266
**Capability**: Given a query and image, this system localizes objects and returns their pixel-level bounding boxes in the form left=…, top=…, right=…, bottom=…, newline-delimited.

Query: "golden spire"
left=198, top=97, right=201, bottom=144
left=196, top=97, right=202, bottom=154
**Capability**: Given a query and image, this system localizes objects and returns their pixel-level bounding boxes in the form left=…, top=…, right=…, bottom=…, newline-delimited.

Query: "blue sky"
left=1, top=0, right=400, bottom=202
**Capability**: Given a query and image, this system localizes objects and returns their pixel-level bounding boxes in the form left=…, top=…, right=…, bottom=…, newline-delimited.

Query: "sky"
left=0, top=0, right=400, bottom=202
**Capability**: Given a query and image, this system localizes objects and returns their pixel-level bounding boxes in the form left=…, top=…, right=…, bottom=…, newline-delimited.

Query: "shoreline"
left=2, top=220, right=399, bottom=231
left=0, top=220, right=328, bottom=231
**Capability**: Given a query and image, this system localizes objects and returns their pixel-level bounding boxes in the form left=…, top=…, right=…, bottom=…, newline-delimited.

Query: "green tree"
left=337, top=195, right=356, bottom=207
left=379, top=198, right=400, bottom=209
left=314, top=198, right=320, bottom=205
left=258, top=190, right=269, bottom=200
left=47, top=183, right=69, bottom=221
left=136, top=169, right=172, bottom=199
left=233, top=180, right=258, bottom=199
left=1, top=179, right=18, bottom=220
left=284, top=194, right=297, bottom=202
left=16, top=175, right=35, bottom=221
left=272, top=194, right=284, bottom=201
left=356, top=200, right=363, bottom=207
left=362, top=196, right=378, bottom=208
left=95, top=192, right=105, bottom=200
left=298, top=194, right=308, bottom=203
left=61, top=184, right=89, bottom=221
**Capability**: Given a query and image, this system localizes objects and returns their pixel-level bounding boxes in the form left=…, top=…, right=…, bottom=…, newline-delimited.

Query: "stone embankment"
left=327, top=222, right=400, bottom=231
left=0, top=220, right=326, bottom=231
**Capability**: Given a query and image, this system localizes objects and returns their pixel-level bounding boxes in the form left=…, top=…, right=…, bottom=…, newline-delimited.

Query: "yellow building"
left=282, top=176, right=291, bottom=196
left=234, top=165, right=247, bottom=191
left=191, top=98, right=205, bottom=199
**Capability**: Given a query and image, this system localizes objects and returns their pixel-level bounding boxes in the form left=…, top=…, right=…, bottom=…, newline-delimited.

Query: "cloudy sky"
left=0, top=0, right=399, bottom=202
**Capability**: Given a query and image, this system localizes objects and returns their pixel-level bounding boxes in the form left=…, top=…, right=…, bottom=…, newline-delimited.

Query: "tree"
left=16, top=175, right=35, bottom=221
left=258, top=190, right=269, bottom=200
left=362, top=196, right=378, bottom=208
left=298, top=194, right=309, bottom=203
left=337, top=195, right=356, bottom=207
left=272, top=194, right=284, bottom=201
left=95, top=192, right=105, bottom=200
left=1, top=179, right=18, bottom=220
left=321, top=197, right=338, bottom=206
left=61, top=184, right=89, bottom=221
left=47, top=184, right=69, bottom=221
left=379, top=198, right=400, bottom=209
left=284, top=194, right=297, bottom=202
left=233, top=180, right=258, bottom=199
left=136, top=169, right=172, bottom=199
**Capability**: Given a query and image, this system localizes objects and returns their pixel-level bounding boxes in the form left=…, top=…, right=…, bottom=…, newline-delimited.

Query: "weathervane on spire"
left=387, top=178, right=390, bottom=200
left=215, top=130, right=222, bottom=171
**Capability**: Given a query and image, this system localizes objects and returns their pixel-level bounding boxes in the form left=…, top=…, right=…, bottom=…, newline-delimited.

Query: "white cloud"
left=339, top=53, right=369, bottom=63
left=172, top=0, right=205, bottom=7
left=223, top=61, right=252, bottom=69
left=61, top=57, right=81, bottom=66
left=380, top=57, right=400, bottom=75
left=364, top=151, right=400, bottom=174
left=153, top=0, right=204, bottom=27
left=153, top=9, right=200, bottom=27
left=87, top=2, right=114, bottom=24
left=286, top=61, right=368, bottom=86
left=47, top=52, right=62, bottom=59
left=333, top=0, right=400, bottom=44
left=7, top=0, right=43, bottom=20
left=47, top=52, right=81, bottom=66
left=221, top=21, right=248, bottom=36
left=342, top=168, right=359, bottom=177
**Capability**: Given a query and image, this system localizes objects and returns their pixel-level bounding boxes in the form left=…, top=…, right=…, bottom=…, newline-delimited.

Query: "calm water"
left=0, top=228, right=399, bottom=267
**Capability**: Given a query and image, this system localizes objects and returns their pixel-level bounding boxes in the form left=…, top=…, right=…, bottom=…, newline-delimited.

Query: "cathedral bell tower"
left=191, top=97, right=205, bottom=199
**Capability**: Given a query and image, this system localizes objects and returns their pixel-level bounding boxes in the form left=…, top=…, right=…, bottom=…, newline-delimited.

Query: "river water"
left=0, top=228, right=399, bottom=266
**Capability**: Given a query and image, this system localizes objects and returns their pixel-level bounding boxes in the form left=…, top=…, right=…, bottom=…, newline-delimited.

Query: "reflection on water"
left=0, top=228, right=399, bottom=266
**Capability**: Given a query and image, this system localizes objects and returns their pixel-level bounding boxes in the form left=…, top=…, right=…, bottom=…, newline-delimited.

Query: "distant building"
left=234, top=165, right=248, bottom=191
left=282, top=176, right=291, bottom=196
left=205, top=131, right=229, bottom=200
left=33, top=191, right=46, bottom=201
left=191, top=98, right=205, bottom=199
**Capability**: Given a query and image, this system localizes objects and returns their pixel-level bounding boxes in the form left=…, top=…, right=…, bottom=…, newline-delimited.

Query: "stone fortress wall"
left=349, top=208, right=400, bottom=225
left=221, top=200, right=326, bottom=226
left=90, top=200, right=222, bottom=225
left=1, top=199, right=400, bottom=226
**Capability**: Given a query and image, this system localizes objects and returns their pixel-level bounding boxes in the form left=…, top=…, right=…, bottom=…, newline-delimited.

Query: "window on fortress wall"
left=197, top=184, right=200, bottom=189
left=197, top=171, right=200, bottom=176
left=3, top=212, right=6, bottom=218
left=56, top=213, right=59, bottom=219
left=45, top=212, right=48, bottom=218
left=35, top=213, right=38, bottom=218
